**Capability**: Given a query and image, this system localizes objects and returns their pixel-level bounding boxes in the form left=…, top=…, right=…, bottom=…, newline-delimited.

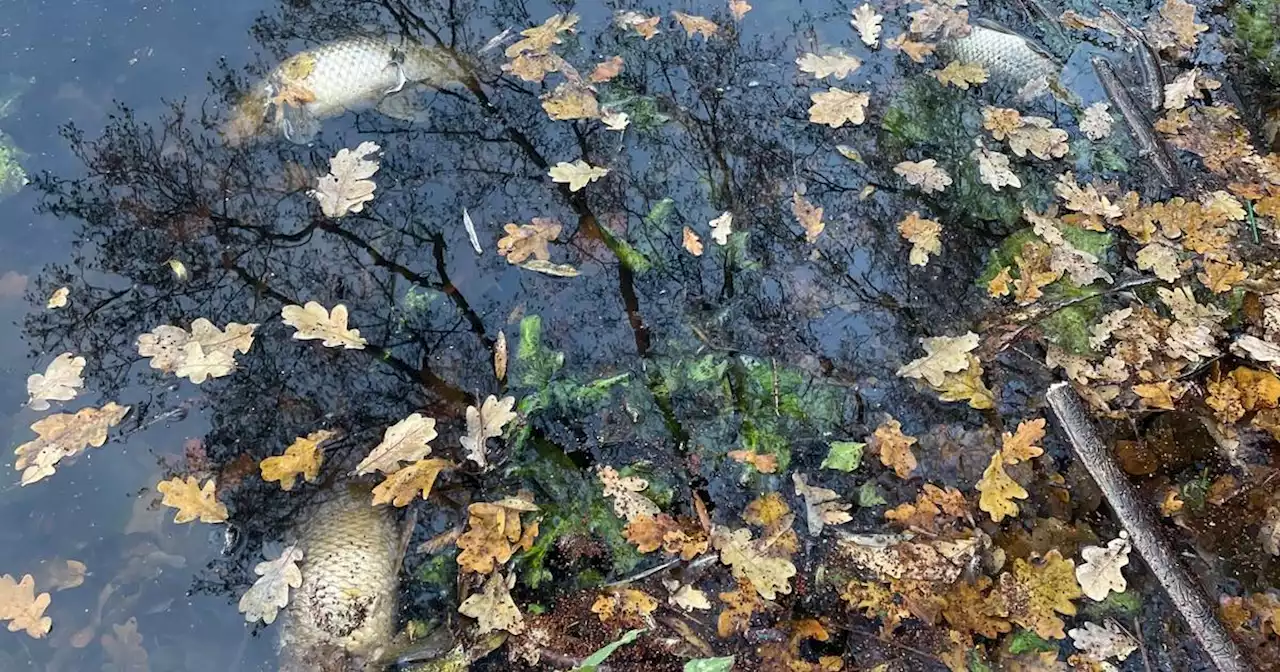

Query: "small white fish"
left=463, top=208, right=483, bottom=254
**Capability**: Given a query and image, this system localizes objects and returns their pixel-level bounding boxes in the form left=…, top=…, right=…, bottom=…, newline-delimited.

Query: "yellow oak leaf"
left=718, top=580, right=765, bottom=637
left=897, top=211, right=942, bottom=266
left=931, top=61, right=988, bottom=89
left=989, top=266, right=1013, bottom=297
left=884, top=483, right=970, bottom=532
left=932, top=355, right=996, bottom=410
left=548, top=159, right=608, bottom=191
left=1133, top=380, right=1183, bottom=410
left=682, top=226, right=704, bottom=256
left=591, top=588, right=658, bottom=627
left=712, top=525, right=797, bottom=599
left=356, top=413, right=437, bottom=475
left=942, top=576, right=1011, bottom=639
left=1001, top=419, right=1045, bottom=465
left=156, top=476, right=229, bottom=524
left=871, top=416, right=918, bottom=479
left=372, top=458, right=454, bottom=507
left=456, top=496, right=540, bottom=574
left=260, top=429, right=334, bottom=490
left=13, top=402, right=131, bottom=486
left=1198, top=256, right=1248, bottom=293
left=997, top=550, right=1083, bottom=639
left=744, top=491, right=792, bottom=528
left=461, top=395, right=518, bottom=469
left=977, top=450, right=1027, bottom=522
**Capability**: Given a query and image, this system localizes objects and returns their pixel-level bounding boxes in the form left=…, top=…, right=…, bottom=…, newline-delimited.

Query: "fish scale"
left=278, top=484, right=404, bottom=672
left=942, top=25, right=1061, bottom=87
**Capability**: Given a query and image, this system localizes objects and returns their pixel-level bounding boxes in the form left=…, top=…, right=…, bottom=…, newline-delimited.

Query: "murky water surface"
left=0, top=0, right=1277, bottom=669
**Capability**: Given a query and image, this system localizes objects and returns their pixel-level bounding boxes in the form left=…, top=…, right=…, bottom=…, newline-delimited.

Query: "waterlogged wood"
left=1046, top=383, right=1253, bottom=672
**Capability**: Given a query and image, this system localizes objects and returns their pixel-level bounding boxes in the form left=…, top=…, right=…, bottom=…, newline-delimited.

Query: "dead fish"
left=941, top=21, right=1062, bottom=89
left=225, top=35, right=462, bottom=145
left=278, top=483, right=412, bottom=672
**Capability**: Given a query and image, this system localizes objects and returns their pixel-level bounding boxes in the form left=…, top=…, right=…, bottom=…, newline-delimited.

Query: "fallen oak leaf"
left=541, top=83, right=600, bottom=120
left=519, top=260, right=580, bottom=277
left=997, top=550, right=1083, bottom=639
left=280, top=301, right=367, bottom=349
left=793, top=472, right=852, bottom=535
left=310, top=142, right=380, bottom=218
left=1076, top=535, right=1131, bottom=601
left=548, top=160, right=609, bottom=192
left=260, top=429, right=334, bottom=490
left=372, top=458, right=454, bottom=506
left=796, top=52, right=862, bottom=80
left=237, top=545, right=303, bottom=624
left=0, top=574, right=52, bottom=638
left=977, top=450, right=1027, bottom=522
left=460, top=395, right=518, bottom=468
left=456, top=496, right=540, bottom=574
left=808, top=87, right=870, bottom=128
left=156, top=476, right=228, bottom=524
left=14, top=402, right=131, bottom=486
left=1001, top=418, right=1045, bottom=464
left=710, top=211, right=733, bottom=245
left=497, top=218, right=561, bottom=264
left=729, top=0, right=752, bottom=21
left=851, top=4, right=884, bottom=47
left=599, top=465, right=660, bottom=521
left=887, top=33, right=936, bottom=62
left=931, top=61, right=988, bottom=89
left=672, top=11, right=719, bottom=38
left=615, top=11, right=660, bottom=39
left=356, top=413, right=438, bottom=475
left=47, top=287, right=69, bottom=309
left=972, top=146, right=1021, bottom=191
left=682, top=227, right=704, bottom=256
left=591, top=588, right=658, bottom=627
left=459, top=571, right=525, bottom=634
left=712, top=525, right=797, bottom=599
left=896, top=332, right=980, bottom=387
left=727, top=449, right=778, bottom=473
left=870, top=416, right=918, bottom=479
left=791, top=191, right=825, bottom=242
left=174, top=341, right=234, bottom=384
left=588, top=56, right=624, bottom=83
left=897, top=211, right=942, bottom=266
left=894, top=159, right=952, bottom=194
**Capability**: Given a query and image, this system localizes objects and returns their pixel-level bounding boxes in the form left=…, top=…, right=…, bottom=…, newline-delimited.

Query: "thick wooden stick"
left=1046, top=383, right=1254, bottom=672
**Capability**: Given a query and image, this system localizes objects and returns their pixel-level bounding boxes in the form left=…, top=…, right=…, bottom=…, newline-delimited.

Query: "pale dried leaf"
left=729, top=0, right=752, bottom=21
left=897, top=211, right=942, bottom=266
left=461, top=395, right=517, bottom=468
left=174, top=342, right=234, bottom=384
left=1068, top=620, right=1138, bottom=662
left=281, top=301, right=367, bottom=349
left=310, top=142, right=380, bottom=218
left=356, top=413, right=438, bottom=475
left=495, top=331, right=508, bottom=381
left=887, top=34, right=936, bottom=62
left=1136, top=242, right=1182, bottom=282
left=1080, top=102, right=1114, bottom=140
left=1163, top=68, right=1218, bottom=110
left=237, top=545, right=303, bottom=624
left=26, top=352, right=86, bottom=411
left=47, top=287, right=69, bottom=309
left=710, top=211, right=733, bottom=245
left=894, top=159, right=952, bottom=194
left=498, top=218, right=561, bottom=264
left=896, top=332, right=980, bottom=387
left=599, top=465, right=660, bottom=521
left=1076, top=535, right=1130, bottom=601
left=851, top=4, right=884, bottom=47
left=548, top=160, right=609, bottom=192
left=615, top=11, right=660, bottom=39
left=0, top=574, right=52, bottom=638
left=14, top=402, right=131, bottom=485
left=520, top=260, right=580, bottom=277
left=792, top=472, right=852, bottom=535
left=459, top=571, right=525, bottom=635
left=931, top=61, right=988, bottom=89
left=672, top=11, right=719, bottom=39
left=712, top=525, right=797, bottom=599
left=972, top=146, right=1021, bottom=191
left=667, top=582, right=712, bottom=611
left=808, top=87, right=870, bottom=128
left=1231, top=335, right=1280, bottom=364
left=796, top=52, right=862, bottom=80
left=588, top=56, right=624, bottom=83
left=100, top=617, right=148, bottom=671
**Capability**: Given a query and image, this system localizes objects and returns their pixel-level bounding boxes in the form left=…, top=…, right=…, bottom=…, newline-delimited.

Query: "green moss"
left=1007, top=629, right=1055, bottom=655
left=1232, top=0, right=1280, bottom=87
left=515, top=315, right=564, bottom=389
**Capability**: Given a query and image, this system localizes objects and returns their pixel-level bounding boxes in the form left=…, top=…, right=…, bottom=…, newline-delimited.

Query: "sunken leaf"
left=896, top=332, right=980, bottom=387
left=497, top=218, right=561, bottom=264
left=793, top=472, right=852, bottom=535
left=14, top=402, right=130, bottom=485
left=997, top=550, right=1083, bottom=639
left=871, top=416, right=917, bottom=479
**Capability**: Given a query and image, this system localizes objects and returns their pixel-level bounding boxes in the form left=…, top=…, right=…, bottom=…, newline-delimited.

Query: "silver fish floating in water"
left=278, top=483, right=411, bottom=672
left=225, top=35, right=462, bottom=145
left=941, top=22, right=1062, bottom=90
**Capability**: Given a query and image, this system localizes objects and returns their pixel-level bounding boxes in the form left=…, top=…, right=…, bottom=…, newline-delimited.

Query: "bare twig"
left=1046, top=383, right=1254, bottom=672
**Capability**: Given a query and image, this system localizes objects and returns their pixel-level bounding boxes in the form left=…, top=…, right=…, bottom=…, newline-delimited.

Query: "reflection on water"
left=0, top=0, right=1277, bottom=669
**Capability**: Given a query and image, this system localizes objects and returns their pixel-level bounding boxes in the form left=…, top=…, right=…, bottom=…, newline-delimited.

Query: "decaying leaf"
left=623, top=513, right=709, bottom=559
left=894, top=159, right=952, bottom=194
left=683, top=227, right=704, bottom=256
left=796, top=52, right=862, bottom=80
left=931, top=61, right=988, bottom=89
left=599, top=465, right=660, bottom=521
left=615, top=11, right=660, bottom=39
left=977, top=450, right=1027, bottom=522
left=728, top=449, right=779, bottom=473
left=897, top=332, right=980, bottom=387
left=541, top=83, right=600, bottom=120
left=503, top=13, right=577, bottom=81
left=989, top=266, right=1013, bottom=297
left=156, top=476, right=229, bottom=524
left=47, top=287, right=69, bottom=309
left=1001, top=419, right=1045, bottom=465
left=588, top=56, right=624, bottom=83
left=498, top=218, right=562, bottom=264
left=870, top=416, right=918, bottom=479
left=456, top=496, right=540, bottom=574
left=983, top=107, right=1068, bottom=160
left=0, top=574, right=52, bottom=638
left=997, top=550, right=1083, bottom=639
left=37, top=559, right=86, bottom=592
left=1068, top=620, right=1138, bottom=662
left=1080, top=102, right=1114, bottom=140
left=310, top=141, right=380, bottom=218
left=237, top=545, right=303, bottom=624
left=548, top=160, right=609, bottom=192
left=356, top=413, right=438, bottom=475
left=26, top=352, right=86, bottom=411
left=791, top=191, right=825, bottom=243
left=137, top=319, right=257, bottom=376
left=1076, top=535, right=1130, bottom=601
left=908, top=1, right=971, bottom=39
left=972, top=146, right=1021, bottom=191
left=851, top=4, right=883, bottom=47
left=459, top=571, right=525, bottom=635
left=834, top=532, right=979, bottom=584
left=792, top=473, right=852, bottom=535
left=718, top=581, right=765, bottom=637
left=494, top=331, right=508, bottom=380
left=710, top=211, right=733, bottom=245
left=591, top=588, right=658, bottom=626
left=712, top=525, right=797, bottom=599
left=666, top=581, right=712, bottom=611
left=897, top=211, right=942, bottom=266
left=100, top=617, right=149, bottom=671
left=280, top=301, right=367, bottom=349
left=1146, top=0, right=1208, bottom=53
left=260, top=429, right=334, bottom=490
left=672, top=11, right=719, bottom=39
left=520, top=260, right=580, bottom=277
left=1233, top=335, right=1280, bottom=365
left=887, top=34, right=937, bottom=62
left=372, top=458, right=454, bottom=507
left=808, top=87, right=870, bottom=128
left=884, top=484, right=969, bottom=532
left=14, top=402, right=131, bottom=485
left=1163, top=68, right=1219, bottom=110
left=461, top=395, right=518, bottom=469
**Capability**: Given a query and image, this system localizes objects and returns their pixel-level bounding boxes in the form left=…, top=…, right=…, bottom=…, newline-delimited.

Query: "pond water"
left=0, top=0, right=1278, bottom=670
